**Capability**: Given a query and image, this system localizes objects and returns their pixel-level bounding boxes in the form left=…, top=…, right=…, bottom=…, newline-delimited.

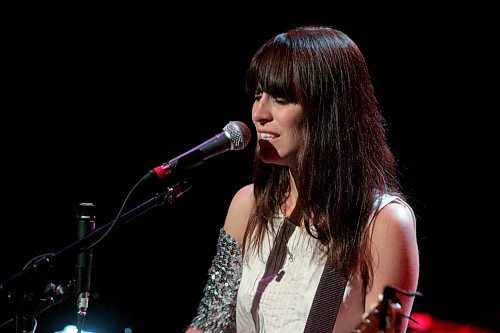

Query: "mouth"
left=259, top=132, right=279, bottom=142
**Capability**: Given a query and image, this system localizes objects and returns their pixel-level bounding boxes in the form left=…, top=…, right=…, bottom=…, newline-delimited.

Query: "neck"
left=283, top=169, right=302, bottom=226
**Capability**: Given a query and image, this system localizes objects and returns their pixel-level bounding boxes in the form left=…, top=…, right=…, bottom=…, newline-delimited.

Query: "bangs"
left=246, top=35, right=298, bottom=103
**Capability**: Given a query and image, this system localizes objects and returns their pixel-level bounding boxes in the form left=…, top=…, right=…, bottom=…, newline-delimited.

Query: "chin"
left=258, top=154, right=292, bottom=167
left=257, top=145, right=295, bottom=167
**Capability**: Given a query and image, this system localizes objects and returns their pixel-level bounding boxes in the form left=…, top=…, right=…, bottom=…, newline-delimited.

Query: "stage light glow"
left=54, top=324, right=94, bottom=333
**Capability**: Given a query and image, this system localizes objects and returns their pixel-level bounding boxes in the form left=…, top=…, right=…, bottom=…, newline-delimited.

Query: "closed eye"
left=254, top=91, right=292, bottom=105
left=273, top=97, right=288, bottom=105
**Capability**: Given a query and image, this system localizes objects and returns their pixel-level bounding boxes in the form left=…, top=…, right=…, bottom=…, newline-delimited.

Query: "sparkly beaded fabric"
left=188, top=229, right=243, bottom=333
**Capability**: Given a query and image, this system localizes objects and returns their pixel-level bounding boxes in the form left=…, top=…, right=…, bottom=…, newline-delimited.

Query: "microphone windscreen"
left=224, top=121, right=252, bottom=150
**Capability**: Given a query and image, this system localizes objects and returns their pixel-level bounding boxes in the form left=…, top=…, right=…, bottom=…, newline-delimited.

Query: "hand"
left=185, top=329, right=203, bottom=333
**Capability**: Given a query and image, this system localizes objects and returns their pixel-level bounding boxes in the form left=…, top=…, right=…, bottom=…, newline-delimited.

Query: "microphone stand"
left=75, top=202, right=96, bottom=333
left=0, top=180, right=191, bottom=332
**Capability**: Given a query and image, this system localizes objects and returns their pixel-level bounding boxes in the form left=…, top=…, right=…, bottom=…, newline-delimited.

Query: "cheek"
left=284, top=111, right=304, bottom=133
left=288, top=113, right=304, bottom=147
left=286, top=104, right=304, bottom=123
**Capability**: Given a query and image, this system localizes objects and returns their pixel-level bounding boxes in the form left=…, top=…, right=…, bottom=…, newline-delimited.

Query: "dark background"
left=1, top=4, right=498, bottom=333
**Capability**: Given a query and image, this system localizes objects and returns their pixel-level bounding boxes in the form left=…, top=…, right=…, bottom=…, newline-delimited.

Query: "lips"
left=261, top=133, right=275, bottom=139
left=258, top=139, right=275, bottom=147
left=258, top=131, right=280, bottom=142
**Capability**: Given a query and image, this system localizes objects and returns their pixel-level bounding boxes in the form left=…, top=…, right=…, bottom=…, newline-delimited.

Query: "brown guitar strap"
left=303, top=261, right=347, bottom=333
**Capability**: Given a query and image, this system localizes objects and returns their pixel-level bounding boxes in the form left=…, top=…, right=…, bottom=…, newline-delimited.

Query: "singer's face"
left=252, top=91, right=303, bottom=169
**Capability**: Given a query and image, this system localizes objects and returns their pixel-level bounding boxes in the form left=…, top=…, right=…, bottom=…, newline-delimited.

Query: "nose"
left=252, top=93, right=273, bottom=125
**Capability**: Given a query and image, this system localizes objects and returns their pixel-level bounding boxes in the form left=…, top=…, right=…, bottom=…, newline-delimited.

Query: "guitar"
left=351, top=286, right=419, bottom=333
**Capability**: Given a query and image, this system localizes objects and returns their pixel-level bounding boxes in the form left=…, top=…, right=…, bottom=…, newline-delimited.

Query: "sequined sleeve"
left=187, top=228, right=243, bottom=333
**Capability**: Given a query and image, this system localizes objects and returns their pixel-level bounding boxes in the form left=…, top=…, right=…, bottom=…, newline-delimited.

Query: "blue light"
left=54, top=325, right=94, bottom=333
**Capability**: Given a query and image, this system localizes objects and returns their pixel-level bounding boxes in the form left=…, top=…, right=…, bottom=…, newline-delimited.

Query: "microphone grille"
left=224, top=121, right=252, bottom=150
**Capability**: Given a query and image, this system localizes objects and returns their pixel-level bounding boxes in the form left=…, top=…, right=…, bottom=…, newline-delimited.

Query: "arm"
left=223, top=184, right=253, bottom=244
left=186, top=185, right=253, bottom=333
left=365, top=201, right=420, bottom=333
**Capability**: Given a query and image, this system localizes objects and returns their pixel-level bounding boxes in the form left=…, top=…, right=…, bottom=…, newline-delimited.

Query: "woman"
left=187, top=25, right=419, bottom=333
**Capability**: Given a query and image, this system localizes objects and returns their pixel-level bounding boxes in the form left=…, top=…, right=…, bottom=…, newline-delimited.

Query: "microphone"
left=75, top=202, right=95, bottom=333
left=143, top=120, right=251, bottom=182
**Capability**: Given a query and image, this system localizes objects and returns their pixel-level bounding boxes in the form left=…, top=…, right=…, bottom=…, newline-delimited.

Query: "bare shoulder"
left=370, top=200, right=418, bottom=260
left=367, top=199, right=419, bottom=321
left=223, top=184, right=254, bottom=245
left=372, top=200, right=416, bottom=236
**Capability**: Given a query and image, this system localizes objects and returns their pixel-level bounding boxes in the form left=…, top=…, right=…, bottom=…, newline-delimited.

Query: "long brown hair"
left=243, top=26, right=400, bottom=289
